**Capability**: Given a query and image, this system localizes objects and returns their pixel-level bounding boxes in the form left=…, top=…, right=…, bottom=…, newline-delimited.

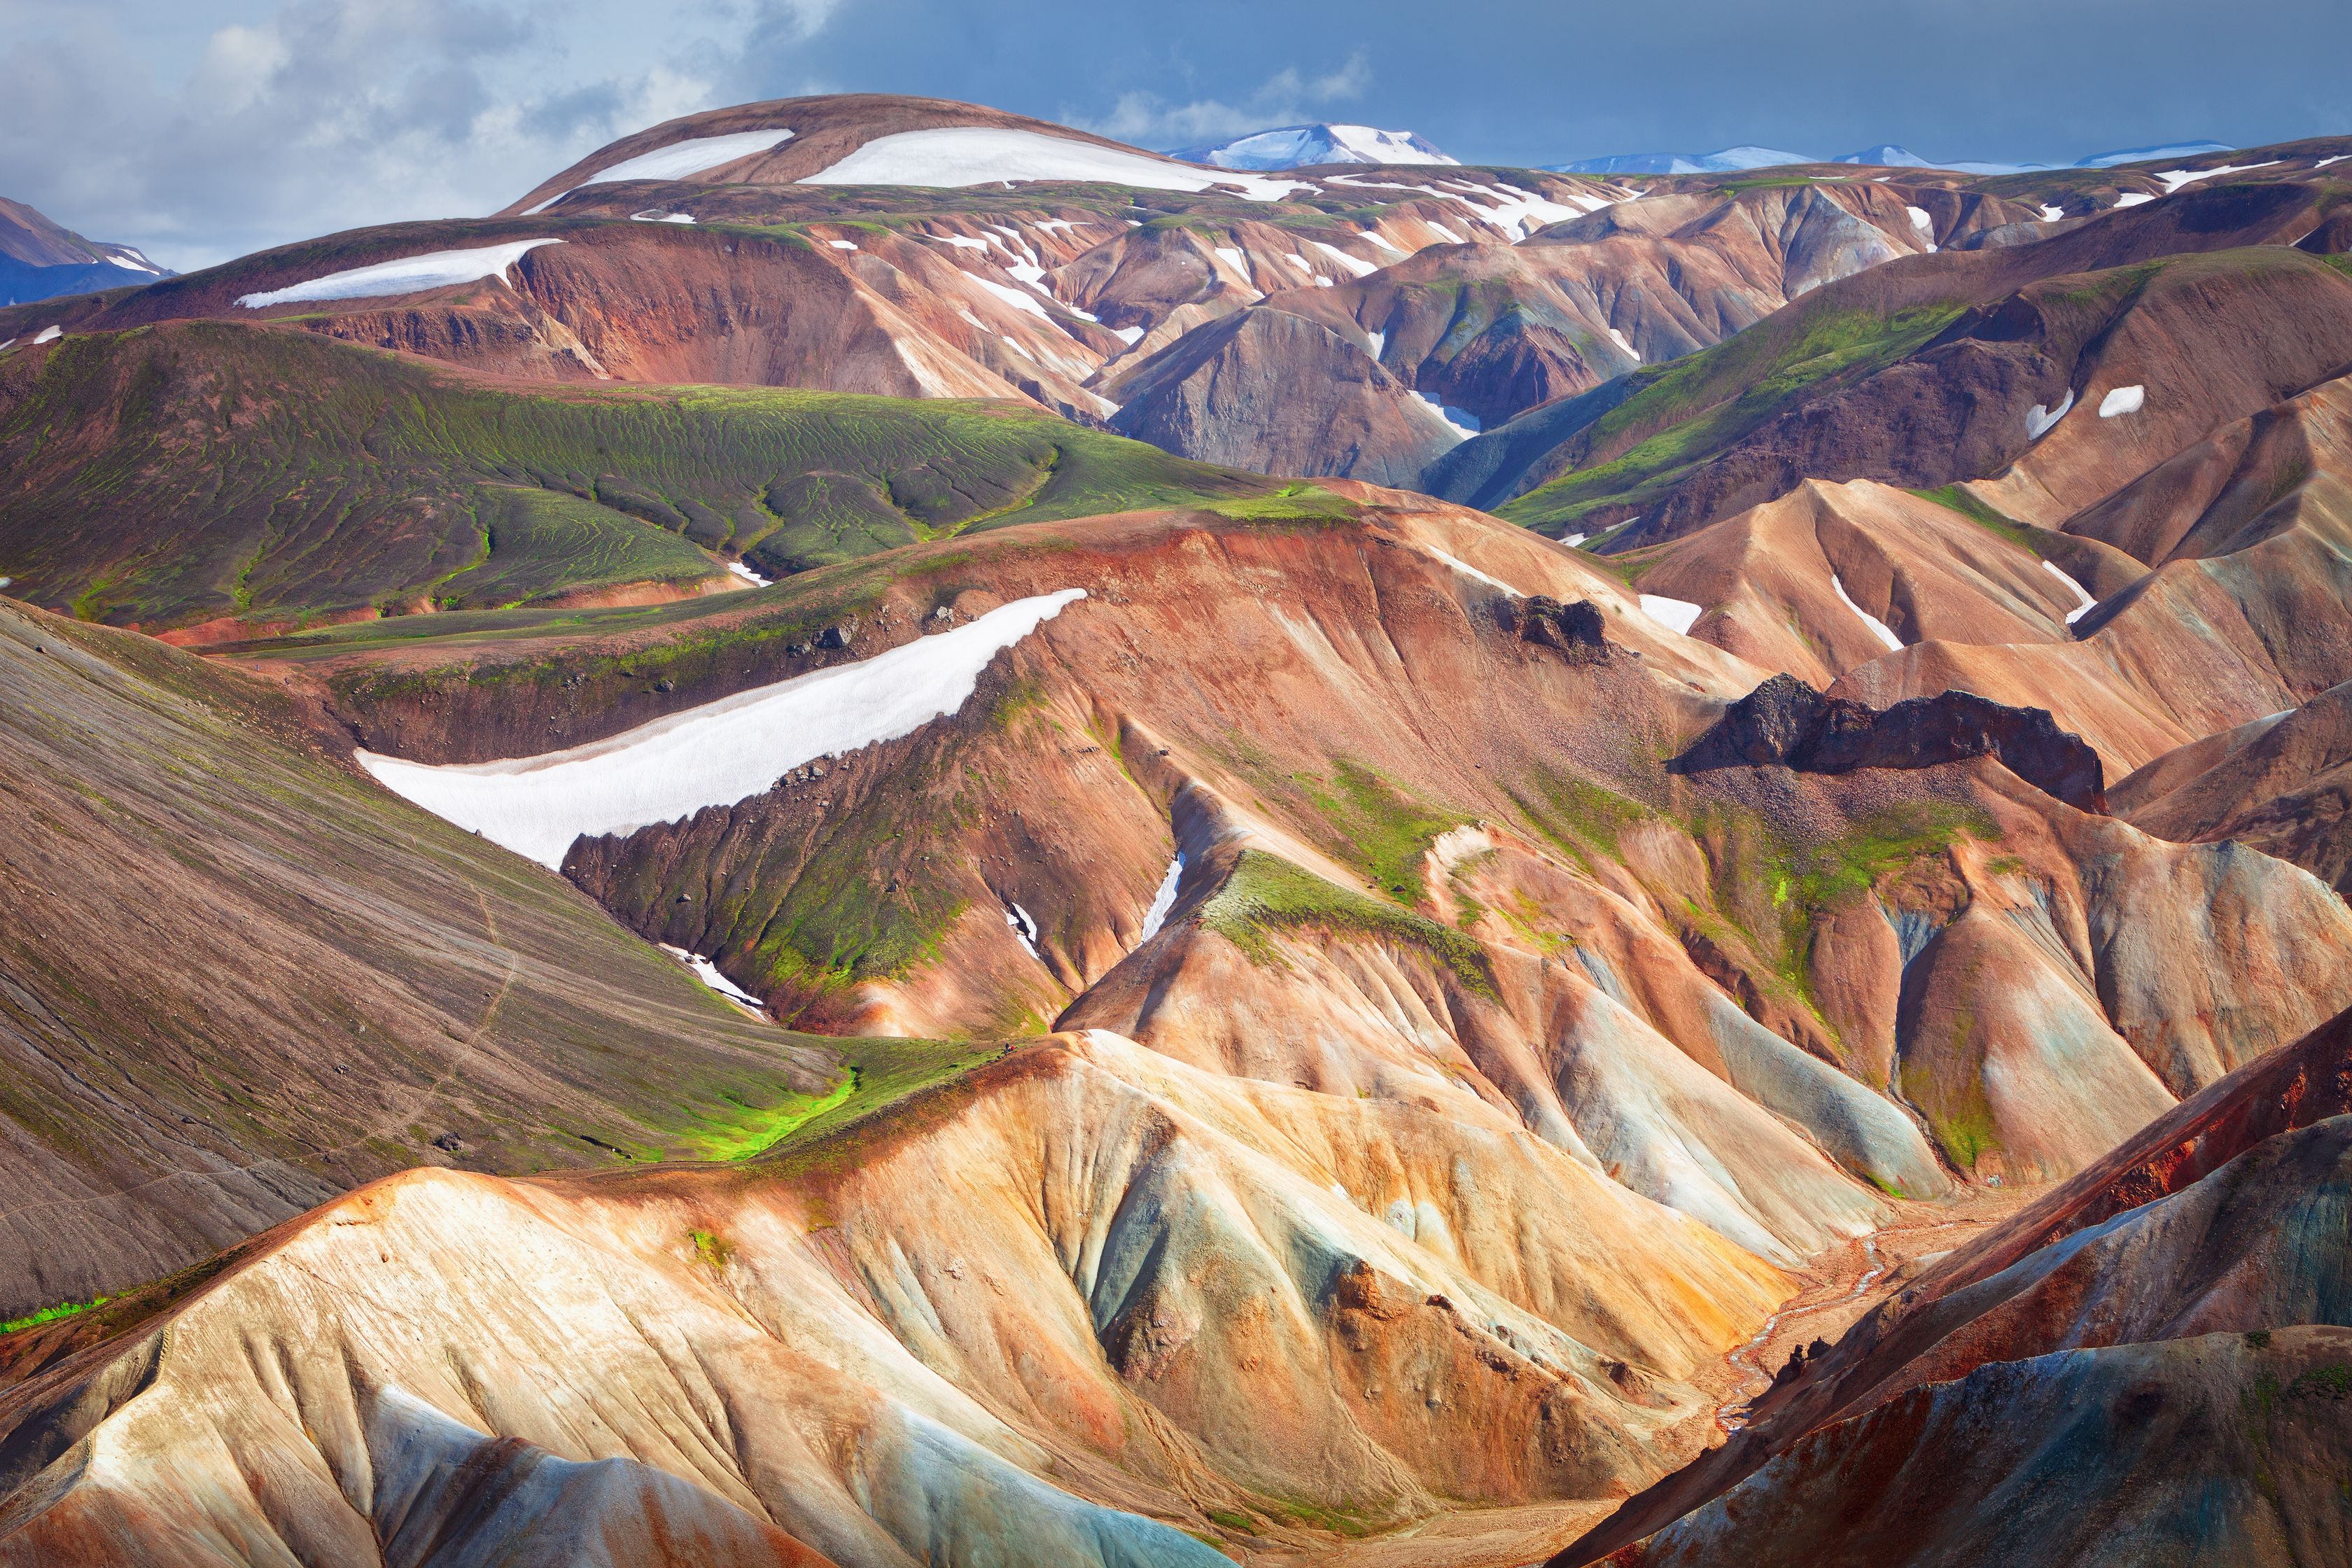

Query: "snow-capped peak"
left=2075, top=140, right=2233, bottom=169
left=1546, top=146, right=1815, bottom=175
left=1170, top=124, right=1457, bottom=171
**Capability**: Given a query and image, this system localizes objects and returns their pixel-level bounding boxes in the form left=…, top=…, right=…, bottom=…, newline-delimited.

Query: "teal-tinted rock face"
left=1629, top=1327, right=2352, bottom=1568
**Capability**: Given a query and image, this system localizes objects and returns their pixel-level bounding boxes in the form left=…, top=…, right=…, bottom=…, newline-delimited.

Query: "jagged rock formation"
left=1677, top=674, right=2106, bottom=811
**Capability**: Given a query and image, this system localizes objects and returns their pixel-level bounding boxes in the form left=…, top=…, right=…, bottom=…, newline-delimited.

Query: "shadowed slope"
left=0, top=598, right=839, bottom=1319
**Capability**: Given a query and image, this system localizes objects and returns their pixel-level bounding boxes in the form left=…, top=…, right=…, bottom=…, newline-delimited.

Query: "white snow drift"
left=1832, top=574, right=1904, bottom=651
left=1639, top=594, right=1705, bottom=635
left=1138, top=855, right=1186, bottom=944
left=799, top=127, right=1306, bottom=201
left=359, top=590, right=1086, bottom=868
left=237, top=241, right=561, bottom=309
left=2043, top=560, right=2099, bottom=625
left=2099, top=384, right=2146, bottom=417
left=526, top=128, right=796, bottom=212
left=2026, top=388, right=2075, bottom=440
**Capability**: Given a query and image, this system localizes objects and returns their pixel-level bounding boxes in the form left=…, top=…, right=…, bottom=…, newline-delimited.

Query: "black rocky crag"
left=1677, top=673, right=2106, bottom=811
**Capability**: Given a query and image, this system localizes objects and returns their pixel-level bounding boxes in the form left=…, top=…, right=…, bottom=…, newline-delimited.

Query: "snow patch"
left=658, top=944, right=765, bottom=1011
left=1639, top=594, right=1704, bottom=635
left=29, top=326, right=61, bottom=345
left=2153, top=160, right=2278, bottom=193
left=1412, top=390, right=1479, bottom=438
left=827, top=239, right=859, bottom=250
left=104, top=252, right=160, bottom=272
left=1607, top=326, right=1639, bottom=361
left=526, top=128, right=795, bottom=212
left=2113, top=192, right=2155, bottom=209
left=1310, top=241, right=1378, bottom=278
left=1004, top=902, right=1044, bottom=961
left=1111, top=325, right=1144, bottom=346
left=969, top=274, right=1053, bottom=321
left=1212, top=245, right=1249, bottom=276
left=1422, top=545, right=1520, bottom=596
left=1423, top=220, right=1466, bottom=246
left=237, top=240, right=561, bottom=309
left=357, top=590, right=1086, bottom=868
left=727, top=560, right=770, bottom=587
left=2026, top=387, right=2074, bottom=440
left=1831, top=574, right=1903, bottom=651
left=1284, top=252, right=1312, bottom=272
left=2043, top=560, right=2099, bottom=625
left=2040, top=204, right=2066, bottom=221
left=799, top=127, right=1306, bottom=201
left=2098, top=384, right=2146, bottom=417
left=1905, top=204, right=1933, bottom=233
left=2318, top=156, right=2348, bottom=171
left=1138, top=854, right=1184, bottom=943
left=1363, top=328, right=1385, bottom=359
left=629, top=210, right=696, bottom=224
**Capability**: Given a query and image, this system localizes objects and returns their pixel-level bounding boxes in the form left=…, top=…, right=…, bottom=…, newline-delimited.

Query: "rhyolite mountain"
left=0, top=195, right=169, bottom=307
left=6, top=89, right=2352, bottom=1567
left=1168, top=123, right=1458, bottom=169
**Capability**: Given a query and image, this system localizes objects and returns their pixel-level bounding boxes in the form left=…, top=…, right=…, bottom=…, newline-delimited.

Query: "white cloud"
left=1072, top=47, right=1373, bottom=150
left=0, top=0, right=756, bottom=270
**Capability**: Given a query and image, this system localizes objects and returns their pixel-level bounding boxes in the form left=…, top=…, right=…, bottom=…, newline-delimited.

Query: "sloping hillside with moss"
left=0, top=321, right=1274, bottom=629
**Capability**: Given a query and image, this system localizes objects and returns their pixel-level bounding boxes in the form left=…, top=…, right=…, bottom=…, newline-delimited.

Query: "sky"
left=4, top=0, right=2347, bottom=270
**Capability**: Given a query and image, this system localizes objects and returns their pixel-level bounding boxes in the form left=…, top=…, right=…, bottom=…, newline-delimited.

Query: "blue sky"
left=4, top=0, right=2346, bottom=268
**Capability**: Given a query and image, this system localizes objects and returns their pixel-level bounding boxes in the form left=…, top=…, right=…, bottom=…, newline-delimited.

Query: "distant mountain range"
left=0, top=195, right=170, bottom=304
left=1550, top=138, right=2235, bottom=176
left=1168, top=122, right=1457, bottom=169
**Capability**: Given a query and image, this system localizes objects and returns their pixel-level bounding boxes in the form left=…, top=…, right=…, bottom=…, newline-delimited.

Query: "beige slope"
left=0, top=1028, right=1791, bottom=1566
left=1627, top=479, right=2086, bottom=685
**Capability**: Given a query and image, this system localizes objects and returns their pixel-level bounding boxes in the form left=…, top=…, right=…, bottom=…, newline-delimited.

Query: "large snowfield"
left=526, top=128, right=797, bottom=211
left=799, top=127, right=1306, bottom=200
left=360, top=590, right=1086, bottom=867
left=237, top=240, right=561, bottom=308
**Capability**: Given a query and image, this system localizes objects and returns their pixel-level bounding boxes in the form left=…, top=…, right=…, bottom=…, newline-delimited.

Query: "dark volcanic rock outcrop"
left=1677, top=674, right=2106, bottom=810
left=1499, top=594, right=1613, bottom=660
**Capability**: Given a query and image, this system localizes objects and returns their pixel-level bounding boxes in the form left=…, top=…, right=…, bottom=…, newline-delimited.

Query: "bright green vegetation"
left=1911, top=484, right=2043, bottom=554
left=1198, top=850, right=1497, bottom=999
left=1770, top=803, right=1991, bottom=944
left=688, top=1070, right=858, bottom=1161
left=1509, top=766, right=1660, bottom=870
left=1, top=1293, right=113, bottom=1334
left=752, top=1038, right=1015, bottom=1185
left=1499, top=300, right=1969, bottom=533
left=688, top=1228, right=737, bottom=1268
left=0, top=322, right=1275, bottom=628
left=1202, top=481, right=1359, bottom=523
left=1684, top=798, right=1991, bottom=1034
left=1296, top=760, right=1471, bottom=903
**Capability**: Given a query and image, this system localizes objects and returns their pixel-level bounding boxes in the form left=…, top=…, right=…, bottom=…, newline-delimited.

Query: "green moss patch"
left=1499, top=300, right=1969, bottom=533
left=1, top=1293, right=113, bottom=1335
left=1296, top=760, right=1472, bottom=904
left=1198, top=850, right=1495, bottom=999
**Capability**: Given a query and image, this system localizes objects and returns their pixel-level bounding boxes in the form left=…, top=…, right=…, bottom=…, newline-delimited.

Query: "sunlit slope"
left=0, top=321, right=1273, bottom=631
